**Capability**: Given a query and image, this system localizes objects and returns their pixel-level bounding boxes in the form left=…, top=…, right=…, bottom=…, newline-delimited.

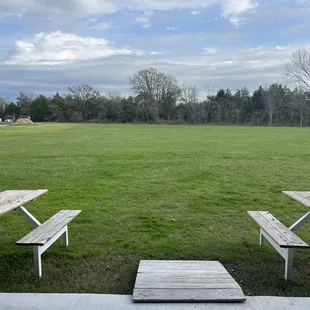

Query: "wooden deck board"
left=0, top=190, right=48, bottom=216
left=133, top=261, right=245, bottom=303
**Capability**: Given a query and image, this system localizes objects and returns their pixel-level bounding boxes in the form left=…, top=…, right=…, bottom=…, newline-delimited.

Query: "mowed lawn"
left=0, top=123, right=310, bottom=296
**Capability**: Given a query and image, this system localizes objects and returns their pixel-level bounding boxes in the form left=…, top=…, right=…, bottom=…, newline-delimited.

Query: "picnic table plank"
left=0, top=190, right=32, bottom=203
left=0, top=190, right=48, bottom=216
left=282, top=191, right=310, bottom=208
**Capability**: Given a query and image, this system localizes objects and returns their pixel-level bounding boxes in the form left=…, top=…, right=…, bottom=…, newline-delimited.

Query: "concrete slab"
left=0, top=294, right=310, bottom=310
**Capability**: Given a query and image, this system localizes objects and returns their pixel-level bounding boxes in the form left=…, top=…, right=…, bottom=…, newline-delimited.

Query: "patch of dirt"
left=13, top=118, right=35, bottom=126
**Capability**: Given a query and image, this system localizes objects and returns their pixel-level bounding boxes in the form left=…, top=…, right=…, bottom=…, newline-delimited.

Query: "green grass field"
left=0, top=123, right=310, bottom=296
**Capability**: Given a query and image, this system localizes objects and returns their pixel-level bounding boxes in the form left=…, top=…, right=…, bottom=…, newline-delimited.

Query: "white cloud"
left=1, top=0, right=118, bottom=15
left=89, top=22, right=111, bottom=30
left=274, top=45, right=290, bottom=50
left=203, top=47, right=218, bottom=54
left=0, top=11, right=24, bottom=20
left=166, top=26, right=179, bottom=31
left=143, top=10, right=154, bottom=16
left=221, top=0, right=258, bottom=25
left=135, top=16, right=151, bottom=28
left=221, top=0, right=257, bottom=17
left=0, top=0, right=259, bottom=25
left=5, top=31, right=142, bottom=65
left=191, top=10, right=200, bottom=15
left=2, top=40, right=297, bottom=97
left=135, top=11, right=154, bottom=28
left=88, top=17, right=98, bottom=23
left=150, top=51, right=164, bottom=55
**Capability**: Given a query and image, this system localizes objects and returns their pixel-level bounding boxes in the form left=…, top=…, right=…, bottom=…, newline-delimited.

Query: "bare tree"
left=0, top=97, right=6, bottom=117
left=67, top=85, right=100, bottom=121
left=181, top=84, right=200, bottom=124
left=130, top=68, right=181, bottom=122
left=0, top=97, right=6, bottom=107
left=290, top=88, right=308, bottom=126
left=202, top=83, right=215, bottom=124
left=262, top=84, right=288, bottom=126
left=106, top=92, right=123, bottom=103
left=285, top=48, right=310, bottom=91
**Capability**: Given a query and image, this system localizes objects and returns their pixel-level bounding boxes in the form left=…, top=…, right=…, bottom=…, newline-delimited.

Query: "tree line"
left=1, top=48, right=310, bottom=126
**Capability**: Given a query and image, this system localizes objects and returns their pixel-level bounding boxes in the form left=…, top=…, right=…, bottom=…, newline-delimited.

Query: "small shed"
left=19, top=115, right=31, bottom=120
left=4, top=115, right=16, bottom=123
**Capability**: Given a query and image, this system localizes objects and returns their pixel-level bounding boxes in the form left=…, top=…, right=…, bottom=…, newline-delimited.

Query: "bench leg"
left=284, top=249, right=294, bottom=281
left=289, top=211, right=310, bottom=232
left=31, top=226, right=68, bottom=278
left=18, top=206, right=41, bottom=227
left=259, top=228, right=265, bottom=246
left=62, top=226, right=69, bottom=247
left=33, top=246, right=42, bottom=278
left=260, top=229, right=295, bottom=280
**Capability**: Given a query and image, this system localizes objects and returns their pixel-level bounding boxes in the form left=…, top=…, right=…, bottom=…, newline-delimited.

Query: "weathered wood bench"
left=16, top=210, right=81, bottom=278
left=248, top=211, right=309, bottom=280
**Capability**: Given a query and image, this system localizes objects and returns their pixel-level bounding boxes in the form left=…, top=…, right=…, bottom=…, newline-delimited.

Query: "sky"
left=0, top=0, right=310, bottom=100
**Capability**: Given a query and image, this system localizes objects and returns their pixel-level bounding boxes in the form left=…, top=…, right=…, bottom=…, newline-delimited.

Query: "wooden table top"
left=283, top=191, right=310, bottom=209
left=0, top=190, right=48, bottom=216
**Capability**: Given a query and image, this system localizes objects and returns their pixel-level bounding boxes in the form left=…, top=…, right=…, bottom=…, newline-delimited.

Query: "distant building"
left=4, top=115, right=16, bottom=123
left=19, top=115, right=31, bottom=120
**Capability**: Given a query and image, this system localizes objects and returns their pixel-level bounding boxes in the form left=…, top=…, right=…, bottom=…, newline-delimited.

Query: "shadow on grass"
left=0, top=243, right=309, bottom=297
left=224, top=259, right=310, bottom=297
left=0, top=252, right=139, bottom=294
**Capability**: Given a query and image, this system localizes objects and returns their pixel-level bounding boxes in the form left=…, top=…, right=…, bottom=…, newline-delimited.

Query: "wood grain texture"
left=248, top=211, right=309, bottom=248
left=134, top=288, right=245, bottom=302
left=133, top=261, right=245, bottom=302
left=16, top=210, right=81, bottom=246
left=282, top=191, right=310, bottom=208
left=0, top=190, right=48, bottom=216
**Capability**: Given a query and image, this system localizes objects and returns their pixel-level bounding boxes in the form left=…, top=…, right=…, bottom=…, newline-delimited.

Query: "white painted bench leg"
left=33, top=246, right=42, bottom=278
left=259, top=228, right=265, bottom=246
left=284, top=249, right=294, bottom=281
left=62, top=226, right=69, bottom=247
left=18, top=206, right=41, bottom=227
left=289, top=211, right=310, bottom=232
left=259, top=229, right=296, bottom=280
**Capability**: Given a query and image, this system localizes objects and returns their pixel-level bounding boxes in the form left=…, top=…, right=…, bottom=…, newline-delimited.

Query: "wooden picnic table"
left=0, top=190, right=81, bottom=278
left=282, top=191, right=310, bottom=231
left=0, top=190, right=48, bottom=227
left=248, top=191, right=310, bottom=280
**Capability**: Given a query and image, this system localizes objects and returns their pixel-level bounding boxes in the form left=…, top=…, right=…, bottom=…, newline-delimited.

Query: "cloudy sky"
left=0, top=0, right=309, bottom=100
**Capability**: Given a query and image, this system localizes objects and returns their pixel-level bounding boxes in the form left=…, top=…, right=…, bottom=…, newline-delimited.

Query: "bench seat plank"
left=16, top=210, right=81, bottom=246
left=248, top=211, right=309, bottom=248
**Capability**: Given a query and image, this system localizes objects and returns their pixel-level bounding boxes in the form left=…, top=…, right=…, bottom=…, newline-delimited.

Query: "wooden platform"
left=133, top=261, right=246, bottom=303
